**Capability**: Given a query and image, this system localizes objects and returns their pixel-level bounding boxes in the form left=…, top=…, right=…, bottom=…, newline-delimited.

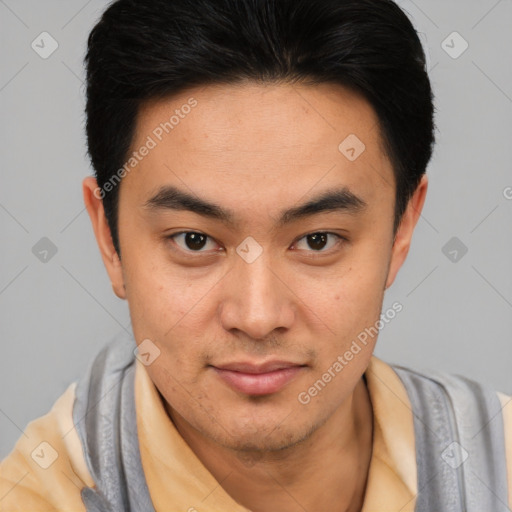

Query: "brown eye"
left=293, top=232, right=344, bottom=252
left=184, top=232, right=207, bottom=250
left=170, top=232, right=218, bottom=252
left=307, top=233, right=328, bottom=250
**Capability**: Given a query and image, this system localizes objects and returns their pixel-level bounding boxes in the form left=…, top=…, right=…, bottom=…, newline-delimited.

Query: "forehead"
left=121, top=81, right=394, bottom=214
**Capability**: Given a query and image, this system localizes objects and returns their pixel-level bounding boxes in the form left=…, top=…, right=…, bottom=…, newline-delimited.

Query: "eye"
left=292, top=232, right=345, bottom=252
left=168, top=231, right=220, bottom=252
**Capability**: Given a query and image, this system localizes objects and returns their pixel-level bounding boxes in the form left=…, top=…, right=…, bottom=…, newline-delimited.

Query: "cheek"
left=300, top=254, right=388, bottom=356
left=124, top=256, right=226, bottom=364
left=313, top=260, right=386, bottom=315
left=123, top=244, right=191, bottom=314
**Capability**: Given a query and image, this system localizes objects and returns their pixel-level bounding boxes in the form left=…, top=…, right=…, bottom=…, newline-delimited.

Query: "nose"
left=219, top=250, right=295, bottom=341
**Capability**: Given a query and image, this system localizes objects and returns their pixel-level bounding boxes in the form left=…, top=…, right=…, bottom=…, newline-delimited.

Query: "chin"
left=204, top=415, right=321, bottom=454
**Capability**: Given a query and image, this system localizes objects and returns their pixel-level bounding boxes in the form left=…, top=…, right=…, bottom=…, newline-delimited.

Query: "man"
left=1, top=0, right=510, bottom=510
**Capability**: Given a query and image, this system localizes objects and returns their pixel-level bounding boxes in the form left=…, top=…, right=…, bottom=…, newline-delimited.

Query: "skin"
left=83, top=81, right=427, bottom=512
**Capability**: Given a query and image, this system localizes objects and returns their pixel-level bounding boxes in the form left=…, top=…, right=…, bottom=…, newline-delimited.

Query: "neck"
left=168, top=377, right=373, bottom=512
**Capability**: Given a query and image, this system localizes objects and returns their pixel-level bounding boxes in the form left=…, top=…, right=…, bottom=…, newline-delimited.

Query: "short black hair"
left=85, top=0, right=435, bottom=257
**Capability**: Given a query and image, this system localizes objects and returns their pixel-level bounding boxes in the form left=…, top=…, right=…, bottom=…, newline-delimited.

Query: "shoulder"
left=389, top=363, right=512, bottom=509
left=389, top=362, right=509, bottom=411
left=0, top=382, right=94, bottom=511
left=389, top=362, right=511, bottom=435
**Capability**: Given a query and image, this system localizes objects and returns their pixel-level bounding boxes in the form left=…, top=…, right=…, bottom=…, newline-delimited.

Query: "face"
left=84, top=81, right=426, bottom=453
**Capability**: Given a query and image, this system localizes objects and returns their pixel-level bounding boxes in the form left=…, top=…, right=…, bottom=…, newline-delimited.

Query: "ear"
left=385, top=174, right=428, bottom=290
left=82, top=176, right=126, bottom=300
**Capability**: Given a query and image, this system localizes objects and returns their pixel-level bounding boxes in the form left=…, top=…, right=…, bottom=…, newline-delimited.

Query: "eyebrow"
left=142, top=185, right=367, bottom=227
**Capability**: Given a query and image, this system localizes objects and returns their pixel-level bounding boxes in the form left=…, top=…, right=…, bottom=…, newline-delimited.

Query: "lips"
left=211, top=360, right=306, bottom=396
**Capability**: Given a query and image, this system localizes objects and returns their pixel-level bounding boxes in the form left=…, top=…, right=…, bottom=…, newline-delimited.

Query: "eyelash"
left=166, top=231, right=347, bottom=257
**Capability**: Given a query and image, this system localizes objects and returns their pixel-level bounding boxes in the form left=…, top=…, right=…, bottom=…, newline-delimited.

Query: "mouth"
left=210, top=360, right=307, bottom=396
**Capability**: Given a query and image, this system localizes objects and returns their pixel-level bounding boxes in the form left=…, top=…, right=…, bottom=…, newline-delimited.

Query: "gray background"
left=1, top=0, right=511, bottom=459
